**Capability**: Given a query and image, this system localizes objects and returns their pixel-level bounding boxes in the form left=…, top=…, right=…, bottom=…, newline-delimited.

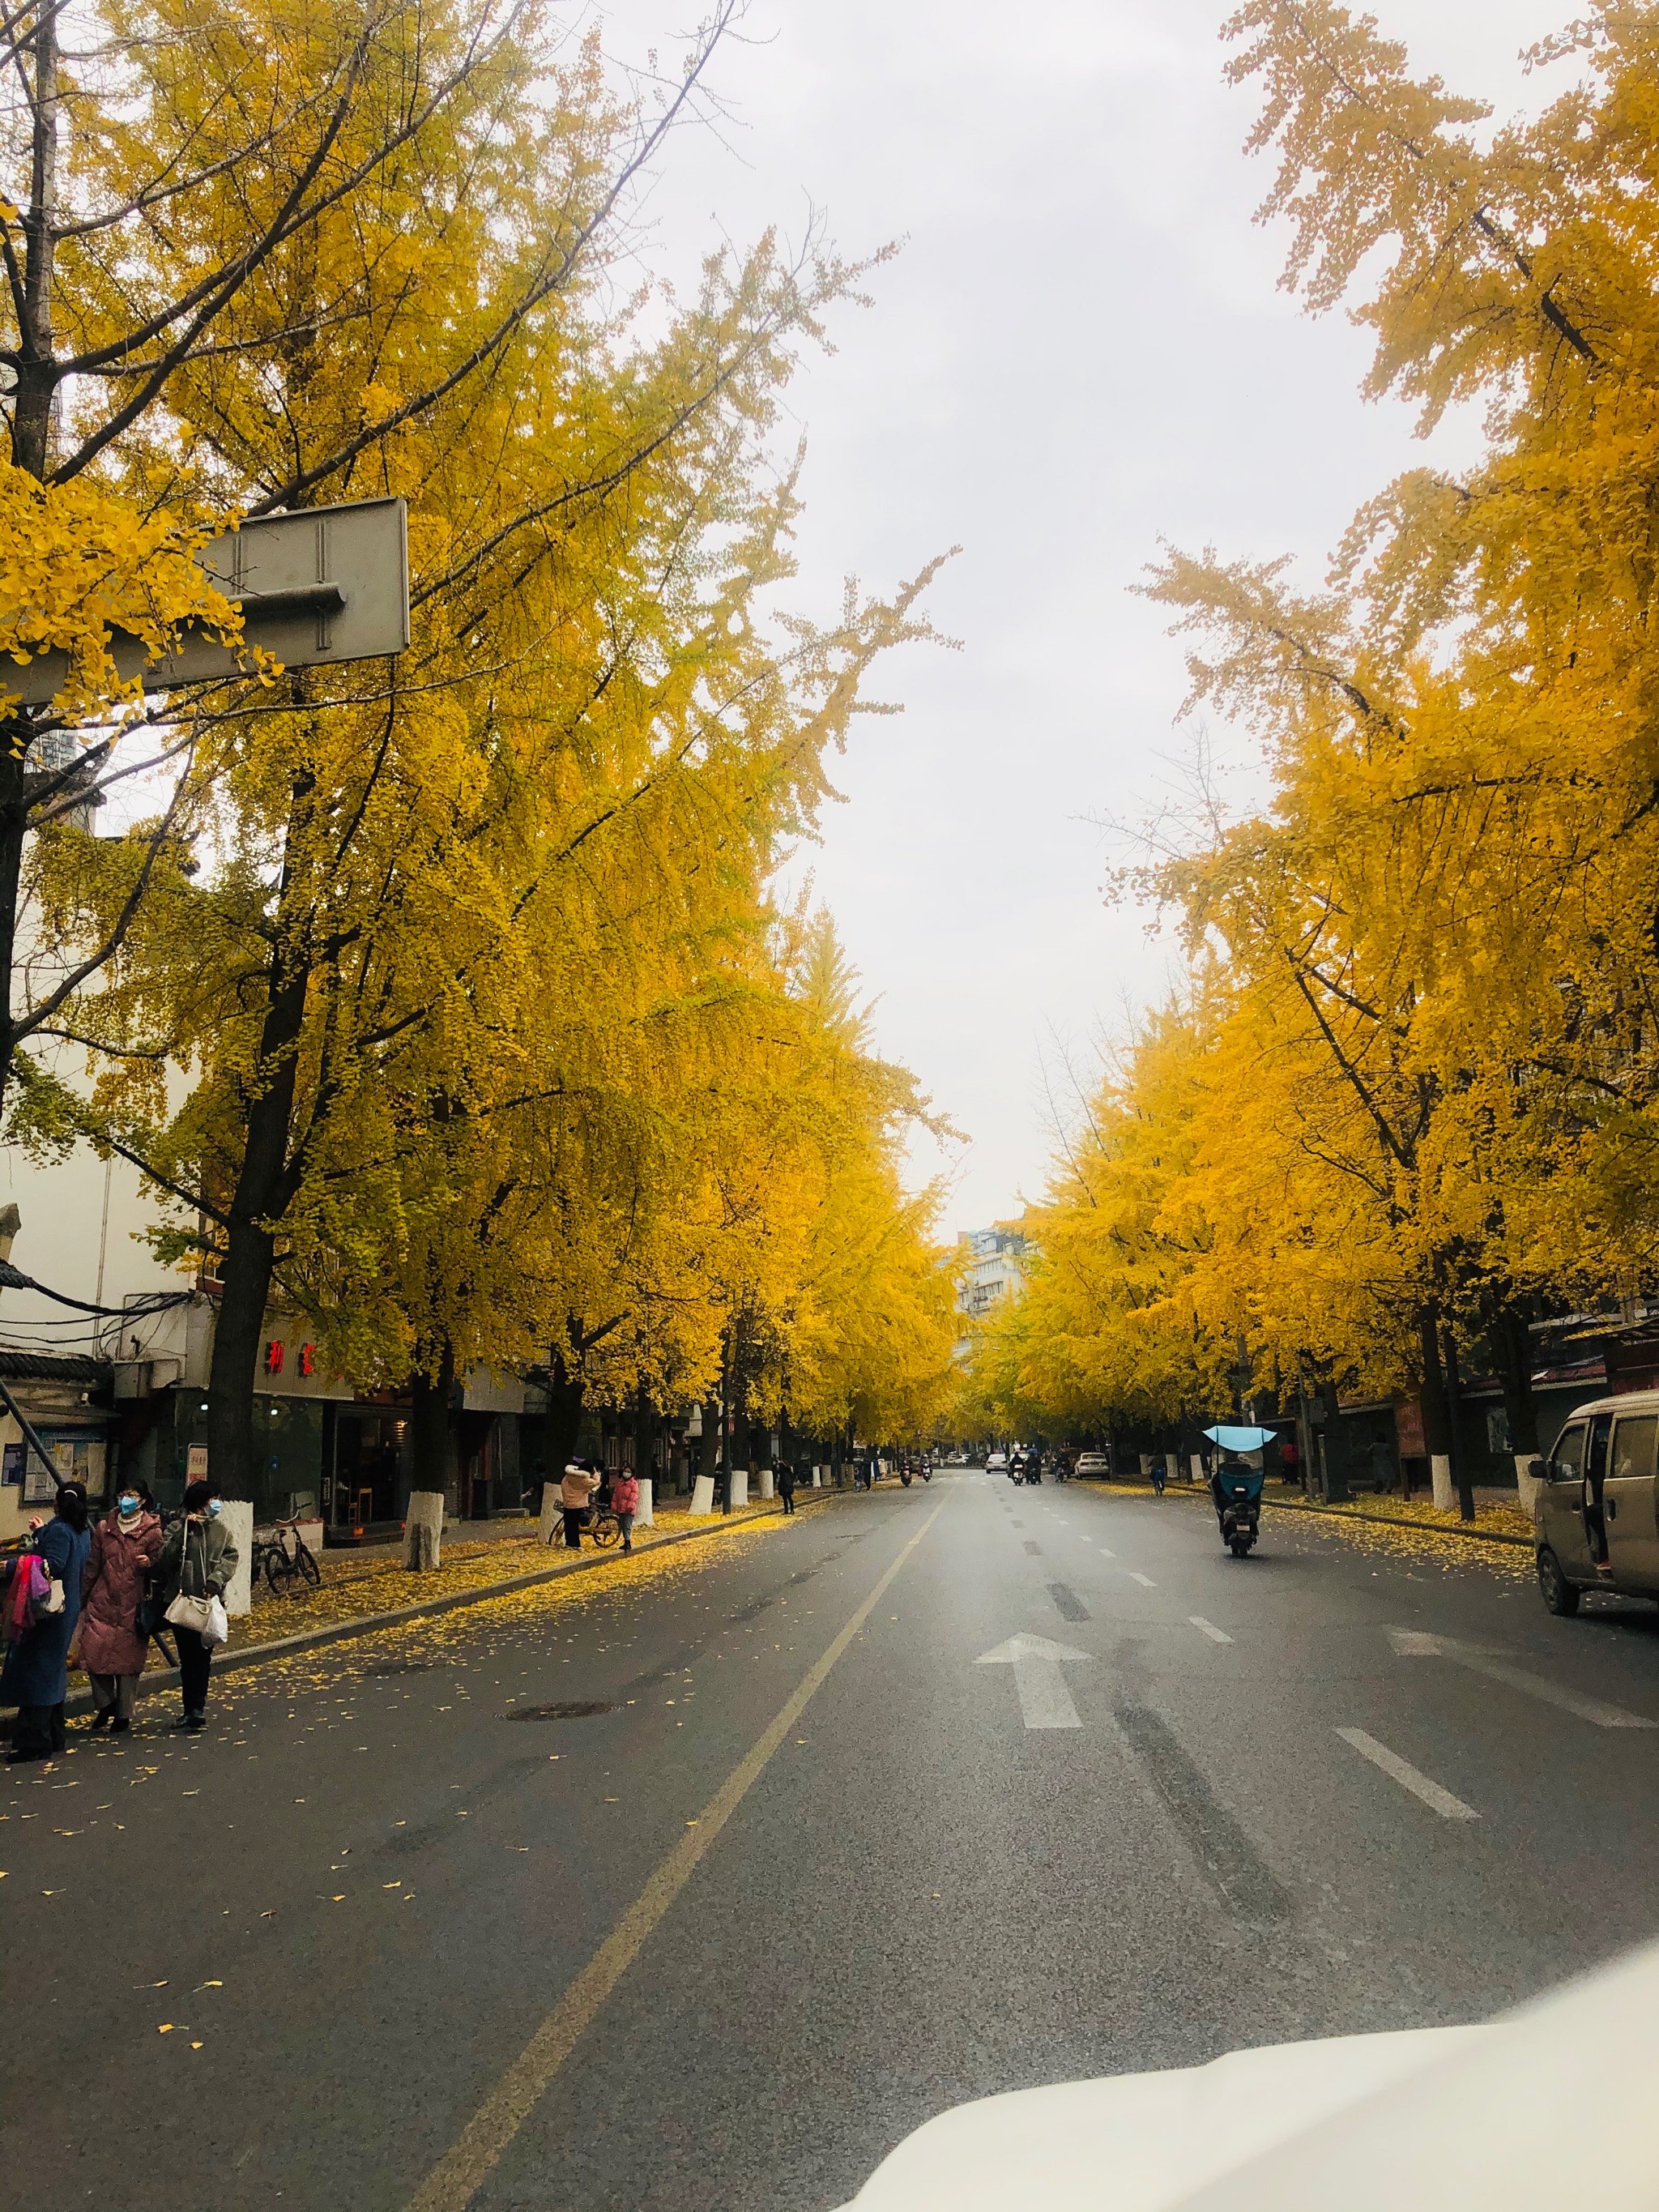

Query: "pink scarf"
left=4, top=1552, right=49, bottom=1641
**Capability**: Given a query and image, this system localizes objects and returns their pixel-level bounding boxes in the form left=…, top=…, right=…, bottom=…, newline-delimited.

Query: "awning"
left=1201, top=1424, right=1277, bottom=1451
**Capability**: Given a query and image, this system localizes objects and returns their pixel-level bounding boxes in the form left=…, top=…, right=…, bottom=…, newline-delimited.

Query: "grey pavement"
left=7, top=1469, right=1659, bottom=2212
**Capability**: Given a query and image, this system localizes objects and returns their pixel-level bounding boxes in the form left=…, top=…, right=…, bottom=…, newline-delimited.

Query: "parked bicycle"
left=253, top=1517, right=322, bottom=1596
left=585, top=1502, right=621, bottom=1549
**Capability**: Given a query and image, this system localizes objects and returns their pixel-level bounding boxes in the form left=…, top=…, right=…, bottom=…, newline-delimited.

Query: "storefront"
left=0, top=1353, right=113, bottom=1543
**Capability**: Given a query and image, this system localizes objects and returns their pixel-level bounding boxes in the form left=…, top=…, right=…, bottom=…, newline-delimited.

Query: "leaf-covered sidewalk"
left=75, top=1500, right=814, bottom=1689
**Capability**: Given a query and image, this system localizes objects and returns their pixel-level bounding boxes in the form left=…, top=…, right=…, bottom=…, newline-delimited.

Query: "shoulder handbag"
left=164, top=1522, right=214, bottom=1634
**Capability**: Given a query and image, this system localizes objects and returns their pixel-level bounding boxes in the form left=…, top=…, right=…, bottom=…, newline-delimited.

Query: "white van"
left=1535, top=1390, right=1659, bottom=1615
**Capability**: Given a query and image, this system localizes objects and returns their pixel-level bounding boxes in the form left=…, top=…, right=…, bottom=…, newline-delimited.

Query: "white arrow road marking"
left=976, top=1633, right=1093, bottom=1729
left=1189, top=1616, right=1232, bottom=1643
left=1388, top=1628, right=1657, bottom=1729
left=1128, top=1571, right=1157, bottom=1588
left=1337, top=1728, right=1479, bottom=1820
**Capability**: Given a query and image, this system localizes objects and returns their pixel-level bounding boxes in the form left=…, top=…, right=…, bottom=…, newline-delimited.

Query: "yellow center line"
left=405, top=1497, right=946, bottom=2212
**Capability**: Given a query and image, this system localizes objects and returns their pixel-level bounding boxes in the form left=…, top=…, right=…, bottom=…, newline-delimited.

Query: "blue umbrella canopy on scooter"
left=1201, top=1425, right=1277, bottom=1452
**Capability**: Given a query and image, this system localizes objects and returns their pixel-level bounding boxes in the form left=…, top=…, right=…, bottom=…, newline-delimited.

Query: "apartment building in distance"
left=956, top=1226, right=1030, bottom=1334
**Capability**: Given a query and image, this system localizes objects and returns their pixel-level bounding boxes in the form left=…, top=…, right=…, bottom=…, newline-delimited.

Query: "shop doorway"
left=328, top=1411, right=407, bottom=1533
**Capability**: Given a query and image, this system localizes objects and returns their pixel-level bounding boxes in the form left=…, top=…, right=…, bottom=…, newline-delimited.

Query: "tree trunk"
left=543, top=1346, right=586, bottom=1477
left=632, top=1386, right=654, bottom=1491
left=696, top=1399, right=719, bottom=1489
left=1495, top=1302, right=1540, bottom=1457
left=15, top=3, right=59, bottom=482
left=0, top=734, right=29, bottom=1113
left=1442, top=1326, right=1477, bottom=1522
left=1418, top=1308, right=1457, bottom=1514
left=203, top=775, right=316, bottom=1499
left=410, top=1339, right=458, bottom=1501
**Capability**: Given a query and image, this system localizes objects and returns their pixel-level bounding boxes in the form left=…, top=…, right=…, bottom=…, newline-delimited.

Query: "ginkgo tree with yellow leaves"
left=4, top=0, right=959, bottom=1517
left=980, top=2, right=1659, bottom=1511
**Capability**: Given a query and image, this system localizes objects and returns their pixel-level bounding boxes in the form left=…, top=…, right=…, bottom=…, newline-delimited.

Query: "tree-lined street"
left=9, top=1473, right=1659, bottom=2212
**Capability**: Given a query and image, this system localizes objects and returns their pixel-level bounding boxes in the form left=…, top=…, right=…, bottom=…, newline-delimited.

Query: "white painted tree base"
left=537, top=1483, right=561, bottom=1545
left=759, top=1469, right=775, bottom=1500
left=404, top=1490, right=445, bottom=1569
left=730, top=1469, right=749, bottom=1509
left=1515, top=1452, right=1544, bottom=1517
left=811, top=1467, right=822, bottom=1488
left=689, top=1475, right=716, bottom=1516
left=1431, top=1454, right=1455, bottom=1513
left=1189, top=1454, right=1204, bottom=1484
left=222, top=1499, right=254, bottom=1616
left=636, top=1478, right=654, bottom=1528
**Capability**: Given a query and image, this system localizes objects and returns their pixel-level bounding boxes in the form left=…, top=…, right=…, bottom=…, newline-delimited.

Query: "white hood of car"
left=833, top=2026, right=1481, bottom=2212
left=833, top=1933, right=1659, bottom=2212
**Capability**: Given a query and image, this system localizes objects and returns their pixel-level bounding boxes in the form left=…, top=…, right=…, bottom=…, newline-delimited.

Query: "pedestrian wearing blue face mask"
left=77, top=1483, right=164, bottom=1733
left=155, top=1480, right=238, bottom=1732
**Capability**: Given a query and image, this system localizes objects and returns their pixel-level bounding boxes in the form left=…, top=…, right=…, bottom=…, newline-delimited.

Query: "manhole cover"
left=507, top=1700, right=616, bottom=1721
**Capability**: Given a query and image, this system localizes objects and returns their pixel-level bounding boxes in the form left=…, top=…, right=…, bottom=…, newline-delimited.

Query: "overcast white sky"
left=612, top=0, right=1571, bottom=1235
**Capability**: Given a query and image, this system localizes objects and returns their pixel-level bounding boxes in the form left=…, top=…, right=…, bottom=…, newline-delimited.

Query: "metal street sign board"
left=8, top=495, right=409, bottom=707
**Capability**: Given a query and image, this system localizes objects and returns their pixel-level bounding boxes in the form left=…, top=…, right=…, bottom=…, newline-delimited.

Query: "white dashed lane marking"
left=1189, top=1616, right=1232, bottom=1643
left=1336, top=1727, right=1478, bottom=1821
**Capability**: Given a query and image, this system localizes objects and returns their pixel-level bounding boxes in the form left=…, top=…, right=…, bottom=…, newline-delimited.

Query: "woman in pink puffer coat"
left=79, top=1486, right=164, bottom=1732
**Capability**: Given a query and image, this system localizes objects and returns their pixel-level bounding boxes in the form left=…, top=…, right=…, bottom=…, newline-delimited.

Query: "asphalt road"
left=9, top=1470, right=1659, bottom=2212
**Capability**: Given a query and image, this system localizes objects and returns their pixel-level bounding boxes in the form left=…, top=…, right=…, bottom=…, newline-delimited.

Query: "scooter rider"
left=1210, top=1452, right=1248, bottom=1522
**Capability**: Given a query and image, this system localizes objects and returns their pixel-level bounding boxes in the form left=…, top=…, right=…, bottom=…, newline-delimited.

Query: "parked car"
left=1534, top=1390, right=1659, bottom=1615
left=1074, top=1452, right=1110, bottom=1478
left=986, top=1450, right=1008, bottom=1471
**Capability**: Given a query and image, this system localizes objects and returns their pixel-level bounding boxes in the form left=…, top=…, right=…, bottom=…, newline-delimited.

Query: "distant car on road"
left=1074, top=1452, right=1110, bottom=1477
left=987, top=1450, right=1008, bottom=1471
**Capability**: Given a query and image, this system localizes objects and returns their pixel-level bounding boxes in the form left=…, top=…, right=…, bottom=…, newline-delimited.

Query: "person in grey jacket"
left=154, top=1480, right=238, bottom=1732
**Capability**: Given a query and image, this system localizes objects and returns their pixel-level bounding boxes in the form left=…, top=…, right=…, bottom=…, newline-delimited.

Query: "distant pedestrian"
left=777, top=1462, right=797, bottom=1514
left=611, top=1467, right=640, bottom=1553
left=1149, top=1459, right=1166, bottom=1497
left=154, top=1480, right=238, bottom=1733
left=78, top=1482, right=164, bottom=1734
left=560, top=1460, right=599, bottom=1548
left=2, top=1480, right=92, bottom=1763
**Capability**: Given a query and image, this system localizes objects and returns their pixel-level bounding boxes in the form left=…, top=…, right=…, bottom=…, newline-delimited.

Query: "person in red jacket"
left=611, top=1468, right=640, bottom=1553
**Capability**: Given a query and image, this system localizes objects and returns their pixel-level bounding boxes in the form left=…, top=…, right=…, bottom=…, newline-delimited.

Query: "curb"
left=1077, top=1476, right=1533, bottom=1550
left=36, top=1488, right=843, bottom=1730
left=1261, top=1493, right=1534, bottom=1548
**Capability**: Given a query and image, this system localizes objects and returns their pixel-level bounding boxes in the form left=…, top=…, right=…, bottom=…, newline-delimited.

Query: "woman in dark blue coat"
left=2, top=1481, right=92, bottom=1763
